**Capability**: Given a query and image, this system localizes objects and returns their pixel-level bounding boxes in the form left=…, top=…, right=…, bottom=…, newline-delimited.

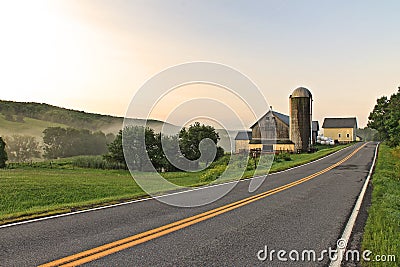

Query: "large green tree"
left=179, top=122, right=224, bottom=168
left=104, top=129, right=125, bottom=166
left=105, top=126, right=161, bottom=171
left=0, top=137, right=7, bottom=168
left=368, top=88, right=400, bottom=147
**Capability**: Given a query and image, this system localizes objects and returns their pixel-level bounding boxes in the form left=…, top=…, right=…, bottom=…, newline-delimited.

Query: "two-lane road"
left=0, top=142, right=378, bottom=266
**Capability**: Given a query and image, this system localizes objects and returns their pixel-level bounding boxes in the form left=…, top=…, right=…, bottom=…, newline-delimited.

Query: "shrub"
left=199, top=165, right=226, bottom=182
left=274, top=152, right=292, bottom=162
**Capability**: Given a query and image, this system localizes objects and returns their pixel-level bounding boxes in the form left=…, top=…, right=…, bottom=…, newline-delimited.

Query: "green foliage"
left=104, top=130, right=125, bottom=167
left=368, top=88, right=400, bottom=147
left=104, top=126, right=176, bottom=171
left=274, top=152, right=292, bottom=163
left=357, top=127, right=380, bottom=141
left=105, top=123, right=224, bottom=172
left=200, top=165, right=227, bottom=182
left=70, top=156, right=126, bottom=170
left=362, top=145, right=400, bottom=266
left=199, top=155, right=230, bottom=182
left=179, top=122, right=224, bottom=169
left=5, top=156, right=127, bottom=170
left=0, top=137, right=7, bottom=168
left=4, top=135, right=41, bottom=162
left=43, top=127, right=108, bottom=159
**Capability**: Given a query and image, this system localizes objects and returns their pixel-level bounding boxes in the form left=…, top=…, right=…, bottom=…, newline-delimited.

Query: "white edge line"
left=329, top=142, right=380, bottom=267
left=0, top=143, right=357, bottom=229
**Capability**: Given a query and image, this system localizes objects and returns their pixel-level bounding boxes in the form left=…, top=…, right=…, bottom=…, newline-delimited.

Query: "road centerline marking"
left=39, top=143, right=367, bottom=267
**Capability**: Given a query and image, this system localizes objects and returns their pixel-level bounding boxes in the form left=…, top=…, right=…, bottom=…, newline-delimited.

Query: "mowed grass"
left=0, top=168, right=202, bottom=223
left=0, top=144, right=351, bottom=224
left=362, top=144, right=400, bottom=266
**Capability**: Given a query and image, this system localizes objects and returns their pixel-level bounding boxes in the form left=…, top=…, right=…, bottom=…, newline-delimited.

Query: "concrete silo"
left=289, top=87, right=313, bottom=152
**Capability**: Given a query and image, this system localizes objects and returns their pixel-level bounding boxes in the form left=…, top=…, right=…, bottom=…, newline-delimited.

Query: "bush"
left=274, top=152, right=292, bottom=162
left=199, top=165, right=227, bottom=182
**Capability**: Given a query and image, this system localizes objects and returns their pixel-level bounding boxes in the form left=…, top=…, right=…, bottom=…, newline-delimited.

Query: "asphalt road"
left=0, top=142, right=378, bottom=266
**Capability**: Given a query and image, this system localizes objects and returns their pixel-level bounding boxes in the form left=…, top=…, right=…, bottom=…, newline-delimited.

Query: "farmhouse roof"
left=322, top=117, right=357, bottom=129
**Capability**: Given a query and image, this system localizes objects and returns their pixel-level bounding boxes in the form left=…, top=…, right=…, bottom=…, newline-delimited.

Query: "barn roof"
left=235, top=131, right=252, bottom=140
left=322, top=117, right=357, bottom=128
left=250, top=110, right=289, bottom=128
left=273, top=111, right=290, bottom=126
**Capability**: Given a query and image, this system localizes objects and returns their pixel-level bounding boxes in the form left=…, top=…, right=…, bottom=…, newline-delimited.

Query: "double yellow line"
left=39, top=143, right=367, bottom=267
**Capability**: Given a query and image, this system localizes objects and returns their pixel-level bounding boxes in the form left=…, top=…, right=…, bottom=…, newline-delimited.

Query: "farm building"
left=312, top=121, right=320, bottom=144
left=235, top=110, right=293, bottom=153
left=234, top=131, right=252, bottom=153
left=249, top=110, right=294, bottom=153
left=234, top=87, right=321, bottom=154
left=322, top=117, right=358, bottom=143
left=234, top=111, right=320, bottom=153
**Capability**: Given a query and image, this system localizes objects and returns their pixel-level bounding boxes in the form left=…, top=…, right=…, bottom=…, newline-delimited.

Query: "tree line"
left=0, top=127, right=114, bottom=163
left=0, top=122, right=224, bottom=171
left=104, top=122, right=224, bottom=171
left=42, top=127, right=114, bottom=159
left=368, top=87, right=400, bottom=147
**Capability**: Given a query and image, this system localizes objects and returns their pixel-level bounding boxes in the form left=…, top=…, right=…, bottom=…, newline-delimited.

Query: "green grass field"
left=0, top=114, right=68, bottom=138
left=0, top=144, right=350, bottom=224
left=362, top=144, right=399, bottom=266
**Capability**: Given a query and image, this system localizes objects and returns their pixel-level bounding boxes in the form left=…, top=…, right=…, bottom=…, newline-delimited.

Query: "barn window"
left=346, top=133, right=350, bottom=138
left=338, top=133, right=341, bottom=138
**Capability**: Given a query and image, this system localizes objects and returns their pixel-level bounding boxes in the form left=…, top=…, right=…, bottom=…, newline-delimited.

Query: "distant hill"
left=0, top=100, right=236, bottom=151
left=0, top=114, right=68, bottom=137
left=0, top=100, right=171, bottom=137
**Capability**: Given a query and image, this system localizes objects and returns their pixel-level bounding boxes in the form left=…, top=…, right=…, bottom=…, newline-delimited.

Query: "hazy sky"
left=0, top=0, right=399, bottom=128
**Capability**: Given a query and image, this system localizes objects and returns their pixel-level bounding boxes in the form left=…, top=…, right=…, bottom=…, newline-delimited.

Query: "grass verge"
left=240, top=144, right=351, bottom=179
left=0, top=144, right=351, bottom=225
left=361, top=144, right=399, bottom=266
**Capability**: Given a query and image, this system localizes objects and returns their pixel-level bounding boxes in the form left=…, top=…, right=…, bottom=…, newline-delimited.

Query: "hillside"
left=0, top=100, right=170, bottom=138
left=0, top=100, right=123, bottom=131
left=0, top=100, right=235, bottom=151
left=0, top=114, right=68, bottom=137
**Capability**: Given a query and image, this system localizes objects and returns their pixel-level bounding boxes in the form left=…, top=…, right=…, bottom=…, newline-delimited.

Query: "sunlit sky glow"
left=0, top=0, right=399, bottom=128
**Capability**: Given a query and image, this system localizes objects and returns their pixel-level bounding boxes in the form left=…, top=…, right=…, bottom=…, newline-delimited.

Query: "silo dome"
left=291, top=87, right=312, bottom=98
